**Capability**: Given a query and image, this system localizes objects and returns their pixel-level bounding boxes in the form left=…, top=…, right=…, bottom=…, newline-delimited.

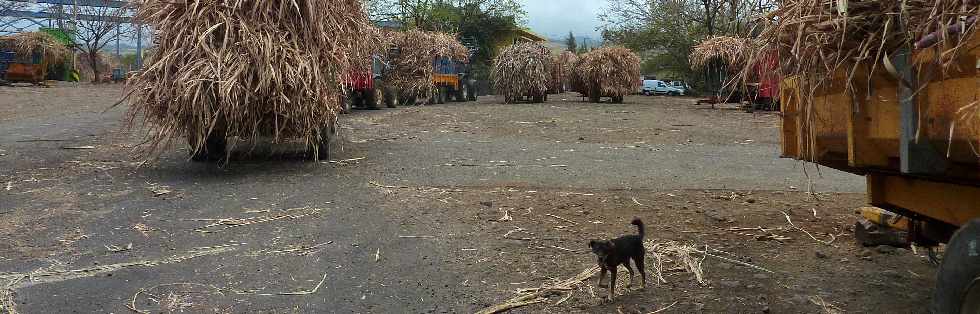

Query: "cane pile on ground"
left=491, top=42, right=551, bottom=103
left=690, top=36, right=750, bottom=71
left=0, top=32, right=71, bottom=62
left=388, top=30, right=468, bottom=103
left=740, top=0, right=979, bottom=92
left=574, top=46, right=641, bottom=102
left=550, top=51, right=578, bottom=93
left=125, top=0, right=373, bottom=159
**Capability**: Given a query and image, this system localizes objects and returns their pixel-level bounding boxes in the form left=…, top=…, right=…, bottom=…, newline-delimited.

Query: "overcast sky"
left=519, top=0, right=606, bottom=40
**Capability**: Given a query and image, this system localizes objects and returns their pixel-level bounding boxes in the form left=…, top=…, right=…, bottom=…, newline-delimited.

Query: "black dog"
left=589, top=218, right=646, bottom=300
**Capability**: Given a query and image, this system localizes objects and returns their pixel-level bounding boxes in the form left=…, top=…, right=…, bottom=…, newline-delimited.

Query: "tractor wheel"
left=453, top=86, right=464, bottom=102
left=189, top=129, right=227, bottom=162
left=532, top=93, right=544, bottom=103
left=438, top=87, right=449, bottom=104
left=588, top=93, right=601, bottom=103
left=933, top=219, right=980, bottom=314
left=588, top=84, right=601, bottom=103
left=365, top=87, right=383, bottom=110
left=402, top=94, right=417, bottom=106
left=384, top=87, right=398, bottom=108
left=458, top=84, right=473, bottom=102
left=466, top=82, right=477, bottom=101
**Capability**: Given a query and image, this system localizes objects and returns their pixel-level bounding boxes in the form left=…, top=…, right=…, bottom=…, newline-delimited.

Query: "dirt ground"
left=0, top=83, right=936, bottom=313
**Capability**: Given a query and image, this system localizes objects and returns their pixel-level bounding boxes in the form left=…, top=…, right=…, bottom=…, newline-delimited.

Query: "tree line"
left=598, top=0, right=776, bottom=93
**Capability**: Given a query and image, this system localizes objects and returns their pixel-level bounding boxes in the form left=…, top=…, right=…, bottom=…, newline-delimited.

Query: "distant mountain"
left=544, top=33, right=603, bottom=50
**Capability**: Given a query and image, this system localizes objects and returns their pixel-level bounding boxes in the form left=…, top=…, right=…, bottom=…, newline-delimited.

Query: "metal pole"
left=135, top=23, right=141, bottom=68
left=115, top=23, right=120, bottom=59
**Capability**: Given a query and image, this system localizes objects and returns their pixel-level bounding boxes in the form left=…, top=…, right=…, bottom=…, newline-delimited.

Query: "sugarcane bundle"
left=491, top=42, right=551, bottom=103
left=574, top=46, right=642, bottom=101
left=740, top=0, right=979, bottom=91
left=431, top=32, right=469, bottom=62
left=690, top=36, right=750, bottom=71
left=124, top=0, right=373, bottom=159
left=388, top=30, right=468, bottom=102
left=0, top=31, right=72, bottom=63
left=741, top=0, right=980, bottom=160
left=549, top=51, right=578, bottom=93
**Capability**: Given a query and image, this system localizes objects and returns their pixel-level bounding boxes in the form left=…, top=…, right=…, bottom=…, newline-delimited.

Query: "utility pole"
left=135, top=23, right=142, bottom=68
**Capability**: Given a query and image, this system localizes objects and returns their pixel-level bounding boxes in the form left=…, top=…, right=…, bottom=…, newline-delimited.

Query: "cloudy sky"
left=519, top=0, right=606, bottom=40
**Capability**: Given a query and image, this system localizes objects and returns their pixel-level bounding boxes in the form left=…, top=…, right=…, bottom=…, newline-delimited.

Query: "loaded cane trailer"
left=779, top=32, right=980, bottom=313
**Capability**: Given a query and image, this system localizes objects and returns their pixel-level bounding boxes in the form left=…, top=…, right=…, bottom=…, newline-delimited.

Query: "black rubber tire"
left=189, top=130, right=227, bottom=162
left=933, top=219, right=980, bottom=314
left=588, top=93, right=601, bottom=103
left=459, top=84, right=469, bottom=102
left=438, top=87, right=448, bottom=104
left=453, top=86, right=464, bottom=102
left=384, top=87, right=398, bottom=108
left=365, top=87, right=382, bottom=110
left=402, top=94, right=417, bottom=106
left=466, top=82, right=477, bottom=101
left=532, top=93, right=544, bottom=103
left=612, top=95, right=624, bottom=104
left=588, top=84, right=601, bottom=103
left=351, top=92, right=364, bottom=109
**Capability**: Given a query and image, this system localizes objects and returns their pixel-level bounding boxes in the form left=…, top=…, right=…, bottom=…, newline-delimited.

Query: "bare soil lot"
left=0, top=84, right=933, bottom=313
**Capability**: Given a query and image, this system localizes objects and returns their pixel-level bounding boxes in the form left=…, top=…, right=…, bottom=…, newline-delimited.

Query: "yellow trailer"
left=780, top=33, right=980, bottom=313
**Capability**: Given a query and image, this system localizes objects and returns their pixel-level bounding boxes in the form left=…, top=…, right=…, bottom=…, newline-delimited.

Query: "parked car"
left=642, top=80, right=684, bottom=96
left=669, top=81, right=691, bottom=95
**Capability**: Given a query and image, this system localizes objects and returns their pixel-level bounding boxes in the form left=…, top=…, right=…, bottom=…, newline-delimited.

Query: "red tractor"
left=341, top=56, right=397, bottom=113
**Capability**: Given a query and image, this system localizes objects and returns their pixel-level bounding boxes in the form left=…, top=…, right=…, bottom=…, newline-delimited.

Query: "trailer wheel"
left=532, top=93, right=544, bottom=103
left=365, top=87, right=382, bottom=110
left=933, top=219, right=980, bottom=314
left=402, top=94, right=417, bottom=106
left=438, top=87, right=448, bottom=104
left=460, top=84, right=472, bottom=102
left=384, top=87, right=398, bottom=108
left=588, top=84, right=601, bottom=103
left=189, top=129, right=227, bottom=162
left=452, top=86, right=463, bottom=102
left=466, top=81, right=477, bottom=101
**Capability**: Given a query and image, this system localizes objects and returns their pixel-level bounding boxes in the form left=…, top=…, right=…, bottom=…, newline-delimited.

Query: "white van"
left=642, top=80, right=684, bottom=96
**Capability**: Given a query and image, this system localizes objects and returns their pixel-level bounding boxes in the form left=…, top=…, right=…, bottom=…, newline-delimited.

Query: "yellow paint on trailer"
left=433, top=73, right=459, bottom=89
left=867, top=174, right=980, bottom=227
left=856, top=206, right=910, bottom=231
left=780, top=32, right=980, bottom=227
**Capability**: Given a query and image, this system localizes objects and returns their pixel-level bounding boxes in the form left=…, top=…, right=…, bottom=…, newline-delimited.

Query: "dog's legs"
left=634, top=256, right=647, bottom=287
left=608, top=267, right=617, bottom=300
left=625, top=263, right=635, bottom=288
left=597, top=266, right=607, bottom=288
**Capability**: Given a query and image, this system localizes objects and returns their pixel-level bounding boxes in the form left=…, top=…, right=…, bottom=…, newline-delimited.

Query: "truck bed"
left=780, top=32, right=980, bottom=227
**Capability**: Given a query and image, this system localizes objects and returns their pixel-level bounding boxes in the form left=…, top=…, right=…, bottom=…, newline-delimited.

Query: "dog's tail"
left=631, top=218, right=645, bottom=238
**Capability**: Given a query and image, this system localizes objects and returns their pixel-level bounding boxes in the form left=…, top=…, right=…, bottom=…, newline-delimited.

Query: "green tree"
left=599, top=0, right=774, bottom=94
left=565, top=31, right=577, bottom=52
left=365, top=0, right=527, bottom=83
